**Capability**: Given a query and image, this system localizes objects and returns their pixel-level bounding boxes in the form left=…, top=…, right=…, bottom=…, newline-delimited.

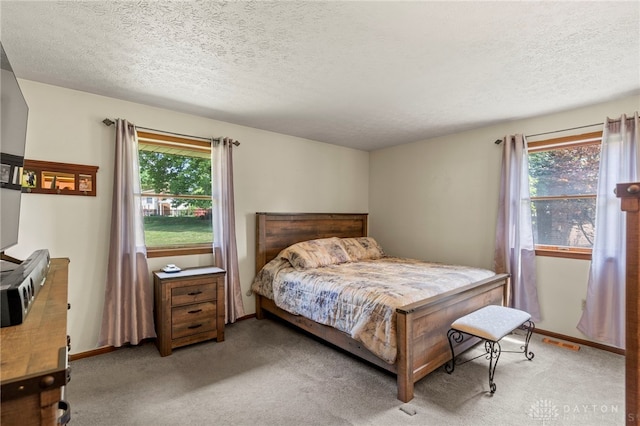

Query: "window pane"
left=138, top=148, right=213, bottom=248
left=531, top=198, right=595, bottom=248
left=529, top=145, right=600, bottom=197
left=142, top=199, right=213, bottom=247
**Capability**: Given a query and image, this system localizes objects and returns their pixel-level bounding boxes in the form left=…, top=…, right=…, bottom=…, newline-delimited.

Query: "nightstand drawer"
left=171, top=282, right=215, bottom=306
left=172, top=302, right=216, bottom=339
left=172, top=301, right=216, bottom=326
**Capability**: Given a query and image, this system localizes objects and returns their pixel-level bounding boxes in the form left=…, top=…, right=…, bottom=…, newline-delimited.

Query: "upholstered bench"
left=445, top=305, right=535, bottom=394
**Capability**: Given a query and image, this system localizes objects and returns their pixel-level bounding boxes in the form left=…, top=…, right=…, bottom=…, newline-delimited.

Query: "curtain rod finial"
left=102, top=118, right=115, bottom=126
left=495, top=139, right=503, bottom=145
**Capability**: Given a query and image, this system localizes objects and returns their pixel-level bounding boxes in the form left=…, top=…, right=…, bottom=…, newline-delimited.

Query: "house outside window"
left=137, top=131, right=213, bottom=258
left=528, top=131, right=602, bottom=260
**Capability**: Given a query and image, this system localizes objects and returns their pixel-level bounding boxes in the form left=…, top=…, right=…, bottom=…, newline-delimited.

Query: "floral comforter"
left=251, top=256, right=495, bottom=364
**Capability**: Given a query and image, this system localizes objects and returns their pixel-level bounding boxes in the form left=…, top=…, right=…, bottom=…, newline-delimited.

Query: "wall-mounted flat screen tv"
left=0, top=41, right=29, bottom=252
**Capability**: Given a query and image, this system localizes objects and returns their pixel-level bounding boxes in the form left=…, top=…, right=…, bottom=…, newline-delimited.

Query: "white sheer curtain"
left=98, top=119, right=156, bottom=347
left=577, top=113, right=639, bottom=348
left=494, top=134, right=541, bottom=321
left=211, top=137, right=245, bottom=323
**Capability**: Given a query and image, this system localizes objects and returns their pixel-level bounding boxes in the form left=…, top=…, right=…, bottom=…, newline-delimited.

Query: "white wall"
left=370, top=94, right=639, bottom=344
left=6, top=80, right=369, bottom=354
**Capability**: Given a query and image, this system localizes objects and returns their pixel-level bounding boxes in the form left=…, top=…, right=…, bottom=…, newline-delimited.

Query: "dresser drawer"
left=171, top=281, right=215, bottom=306
left=171, top=302, right=216, bottom=339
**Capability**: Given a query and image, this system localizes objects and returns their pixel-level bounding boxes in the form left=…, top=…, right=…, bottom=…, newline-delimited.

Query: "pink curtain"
left=98, top=119, right=156, bottom=347
left=212, top=137, right=245, bottom=323
left=494, top=134, right=541, bottom=321
left=577, top=113, right=639, bottom=348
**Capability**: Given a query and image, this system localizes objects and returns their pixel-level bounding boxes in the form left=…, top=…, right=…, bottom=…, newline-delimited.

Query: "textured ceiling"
left=1, top=1, right=639, bottom=151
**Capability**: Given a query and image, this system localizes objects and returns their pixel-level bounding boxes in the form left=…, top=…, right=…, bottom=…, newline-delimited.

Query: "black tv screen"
left=0, top=41, right=29, bottom=252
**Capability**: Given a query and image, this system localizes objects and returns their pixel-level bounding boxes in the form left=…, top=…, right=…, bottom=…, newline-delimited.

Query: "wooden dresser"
left=1, top=258, right=70, bottom=426
left=153, top=266, right=225, bottom=356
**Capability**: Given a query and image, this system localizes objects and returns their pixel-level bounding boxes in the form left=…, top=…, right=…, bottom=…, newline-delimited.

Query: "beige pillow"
left=279, top=237, right=351, bottom=270
left=340, top=237, right=385, bottom=261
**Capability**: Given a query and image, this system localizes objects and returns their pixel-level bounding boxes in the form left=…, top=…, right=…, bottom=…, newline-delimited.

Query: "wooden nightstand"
left=153, top=266, right=225, bottom=356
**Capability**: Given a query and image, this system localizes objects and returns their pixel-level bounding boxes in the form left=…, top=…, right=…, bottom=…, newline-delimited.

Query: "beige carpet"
left=67, top=317, right=624, bottom=425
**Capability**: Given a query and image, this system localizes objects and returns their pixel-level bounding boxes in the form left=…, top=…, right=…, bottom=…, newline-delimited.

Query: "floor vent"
left=542, top=337, right=580, bottom=351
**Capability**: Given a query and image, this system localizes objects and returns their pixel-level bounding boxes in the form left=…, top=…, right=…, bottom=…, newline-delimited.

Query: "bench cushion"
left=451, top=305, right=531, bottom=341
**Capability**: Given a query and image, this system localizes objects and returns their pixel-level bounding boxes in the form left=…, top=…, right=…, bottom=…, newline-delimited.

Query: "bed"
left=252, top=212, right=509, bottom=402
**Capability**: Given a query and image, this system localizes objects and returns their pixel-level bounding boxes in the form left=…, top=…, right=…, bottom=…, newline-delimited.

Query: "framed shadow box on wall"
left=22, top=160, right=98, bottom=196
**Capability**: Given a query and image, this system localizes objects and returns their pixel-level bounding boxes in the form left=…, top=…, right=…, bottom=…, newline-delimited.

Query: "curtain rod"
left=102, top=118, right=240, bottom=146
left=494, top=117, right=632, bottom=145
left=494, top=122, right=604, bottom=145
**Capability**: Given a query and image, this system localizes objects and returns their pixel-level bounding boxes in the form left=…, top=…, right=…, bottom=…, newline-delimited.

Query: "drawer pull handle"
left=188, top=290, right=203, bottom=296
left=188, top=324, right=203, bottom=330
left=188, top=309, right=203, bottom=314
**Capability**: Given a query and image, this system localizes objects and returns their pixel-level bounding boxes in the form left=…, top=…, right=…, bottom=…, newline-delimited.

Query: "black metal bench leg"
left=445, top=328, right=464, bottom=374
left=521, top=320, right=535, bottom=360
left=486, top=340, right=501, bottom=394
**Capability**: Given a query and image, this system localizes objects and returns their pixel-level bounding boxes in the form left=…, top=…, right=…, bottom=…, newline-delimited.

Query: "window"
left=137, top=131, right=213, bottom=257
left=528, top=131, right=602, bottom=260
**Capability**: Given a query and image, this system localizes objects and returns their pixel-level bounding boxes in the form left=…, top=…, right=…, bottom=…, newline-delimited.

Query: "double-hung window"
left=528, top=131, right=602, bottom=260
left=137, top=131, right=213, bottom=258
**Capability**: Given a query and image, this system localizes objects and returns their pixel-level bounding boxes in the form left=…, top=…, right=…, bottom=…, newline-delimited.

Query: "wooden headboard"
left=255, top=213, right=368, bottom=273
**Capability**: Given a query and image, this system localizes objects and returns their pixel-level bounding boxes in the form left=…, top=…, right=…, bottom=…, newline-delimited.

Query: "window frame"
left=137, top=130, right=213, bottom=258
left=528, top=131, right=602, bottom=261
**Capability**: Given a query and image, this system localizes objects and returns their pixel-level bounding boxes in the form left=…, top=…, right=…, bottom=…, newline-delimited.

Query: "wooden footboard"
left=395, top=273, right=508, bottom=402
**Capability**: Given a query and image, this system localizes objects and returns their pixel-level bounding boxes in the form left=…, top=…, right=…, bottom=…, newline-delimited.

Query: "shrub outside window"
left=137, top=131, right=213, bottom=257
left=528, top=131, right=602, bottom=259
